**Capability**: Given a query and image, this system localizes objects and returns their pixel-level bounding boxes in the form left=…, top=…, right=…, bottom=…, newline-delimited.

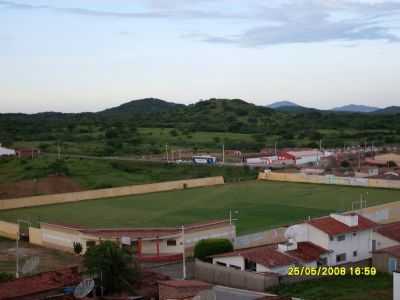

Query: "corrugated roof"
left=307, top=214, right=376, bottom=236
left=212, top=244, right=297, bottom=268
left=375, top=221, right=400, bottom=242
left=0, top=266, right=80, bottom=300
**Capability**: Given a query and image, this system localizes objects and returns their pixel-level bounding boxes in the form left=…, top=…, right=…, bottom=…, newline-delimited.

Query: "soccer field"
left=1, top=181, right=400, bottom=234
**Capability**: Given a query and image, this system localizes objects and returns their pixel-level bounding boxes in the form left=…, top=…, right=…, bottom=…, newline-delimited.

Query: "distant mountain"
left=99, top=98, right=185, bottom=117
left=332, top=104, right=380, bottom=113
left=373, top=106, right=400, bottom=115
left=268, top=101, right=300, bottom=109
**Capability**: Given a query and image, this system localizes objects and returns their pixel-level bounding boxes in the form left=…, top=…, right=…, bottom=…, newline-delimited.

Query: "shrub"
left=0, top=272, right=14, bottom=283
left=194, top=238, right=234, bottom=262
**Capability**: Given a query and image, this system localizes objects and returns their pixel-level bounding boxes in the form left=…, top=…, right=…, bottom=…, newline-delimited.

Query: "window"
left=372, top=240, right=377, bottom=251
left=336, top=253, right=346, bottom=263
left=318, top=257, right=328, bottom=266
left=230, top=265, right=241, bottom=270
left=329, top=236, right=334, bottom=241
left=337, top=235, right=346, bottom=241
left=167, top=239, right=177, bottom=246
left=352, top=232, right=357, bottom=236
left=353, top=251, right=358, bottom=257
left=216, top=262, right=227, bottom=267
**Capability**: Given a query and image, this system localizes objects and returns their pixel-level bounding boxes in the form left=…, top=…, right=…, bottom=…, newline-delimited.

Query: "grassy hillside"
left=0, top=157, right=258, bottom=190
left=1, top=181, right=400, bottom=234
left=1, top=98, right=400, bottom=155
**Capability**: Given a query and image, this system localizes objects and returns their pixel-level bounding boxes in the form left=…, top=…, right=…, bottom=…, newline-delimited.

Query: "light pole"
left=229, top=209, right=239, bottom=225
left=181, top=225, right=186, bottom=280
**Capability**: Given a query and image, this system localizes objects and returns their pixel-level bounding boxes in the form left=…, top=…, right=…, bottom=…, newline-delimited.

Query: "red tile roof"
left=286, top=242, right=329, bottom=262
left=307, top=214, right=376, bottom=236
left=375, top=221, right=400, bottom=242
left=158, top=280, right=211, bottom=288
left=0, top=266, right=80, bottom=300
left=374, top=245, right=400, bottom=258
left=212, top=244, right=297, bottom=268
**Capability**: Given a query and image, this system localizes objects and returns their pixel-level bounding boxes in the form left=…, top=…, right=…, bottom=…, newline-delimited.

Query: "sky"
left=1, top=0, right=400, bottom=113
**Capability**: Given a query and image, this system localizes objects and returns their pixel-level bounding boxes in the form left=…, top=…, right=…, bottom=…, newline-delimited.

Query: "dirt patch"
left=0, top=175, right=83, bottom=199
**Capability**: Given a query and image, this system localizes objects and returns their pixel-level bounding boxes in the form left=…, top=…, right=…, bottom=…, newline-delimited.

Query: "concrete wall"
left=358, top=202, right=400, bottom=224
left=373, top=252, right=399, bottom=273
left=372, top=232, right=400, bottom=251
left=0, top=176, right=224, bottom=210
left=0, top=220, right=19, bottom=240
left=194, top=259, right=279, bottom=292
left=28, top=227, right=43, bottom=246
left=258, top=172, right=400, bottom=190
left=212, top=256, right=245, bottom=271
left=235, top=227, right=287, bottom=249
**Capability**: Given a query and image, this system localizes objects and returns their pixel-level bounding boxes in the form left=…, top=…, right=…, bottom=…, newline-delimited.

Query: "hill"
left=99, top=98, right=185, bottom=117
left=373, top=106, right=400, bottom=115
left=332, top=104, right=379, bottom=113
left=268, top=101, right=300, bottom=109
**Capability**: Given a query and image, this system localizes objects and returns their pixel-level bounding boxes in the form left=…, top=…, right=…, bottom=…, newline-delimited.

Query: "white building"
left=0, top=144, right=15, bottom=157
left=212, top=241, right=329, bottom=275
left=292, top=213, right=376, bottom=265
left=285, top=150, right=332, bottom=166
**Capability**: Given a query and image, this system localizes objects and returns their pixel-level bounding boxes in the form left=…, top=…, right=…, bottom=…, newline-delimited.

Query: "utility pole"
left=222, top=144, right=225, bottom=164
left=165, top=144, right=169, bottom=162
left=16, top=235, right=19, bottom=278
left=57, top=143, right=61, bottom=160
left=274, top=142, right=277, bottom=157
left=358, top=147, right=361, bottom=171
left=181, top=225, right=186, bottom=280
left=229, top=209, right=232, bottom=225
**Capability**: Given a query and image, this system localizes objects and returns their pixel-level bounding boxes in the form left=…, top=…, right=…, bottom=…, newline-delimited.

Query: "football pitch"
left=1, top=180, right=400, bottom=234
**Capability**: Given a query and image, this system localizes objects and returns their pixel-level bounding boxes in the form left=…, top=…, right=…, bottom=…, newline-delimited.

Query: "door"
left=388, top=257, right=398, bottom=273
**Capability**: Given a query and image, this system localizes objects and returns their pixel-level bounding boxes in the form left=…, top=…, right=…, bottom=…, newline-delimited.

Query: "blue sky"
left=1, top=0, right=400, bottom=113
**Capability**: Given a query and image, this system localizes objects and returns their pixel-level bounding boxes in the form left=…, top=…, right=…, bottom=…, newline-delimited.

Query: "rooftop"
left=374, top=245, right=400, bottom=258
left=0, top=266, right=80, bottom=300
left=158, top=280, right=211, bottom=288
left=286, top=242, right=329, bottom=262
left=375, top=221, right=400, bottom=242
left=307, top=214, right=376, bottom=236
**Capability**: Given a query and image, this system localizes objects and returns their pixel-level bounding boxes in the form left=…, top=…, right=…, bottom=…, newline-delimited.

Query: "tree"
left=194, top=238, right=234, bottom=262
left=83, top=241, right=140, bottom=294
left=73, top=242, right=83, bottom=255
left=340, top=160, right=351, bottom=169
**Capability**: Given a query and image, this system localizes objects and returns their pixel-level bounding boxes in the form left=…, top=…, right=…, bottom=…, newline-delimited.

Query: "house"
left=282, top=150, right=329, bottom=166
left=372, top=221, right=400, bottom=273
left=212, top=241, right=329, bottom=275
left=0, top=144, right=15, bottom=157
left=374, top=153, right=400, bottom=166
left=36, top=220, right=236, bottom=262
left=290, top=213, right=376, bottom=266
left=0, top=266, right=80, bottom=300
left=15, top=148, right=40, bottom=159
left=354, top=166, right=379, bottom=178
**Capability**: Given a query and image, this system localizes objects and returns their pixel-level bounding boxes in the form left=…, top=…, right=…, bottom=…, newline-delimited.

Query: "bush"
left=194, top=238, right=233, bottom=262
left=0, top=272, right=14, bottom=283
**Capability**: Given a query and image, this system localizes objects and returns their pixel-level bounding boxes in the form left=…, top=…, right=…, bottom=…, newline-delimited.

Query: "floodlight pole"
left=181, top=225, right=186, bottom=280
left=16, top=237, right=19, bottom=278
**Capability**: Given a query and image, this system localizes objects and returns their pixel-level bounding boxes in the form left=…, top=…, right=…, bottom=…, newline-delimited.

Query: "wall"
left=372, top=232, right=400, bottom=251
left=212, top=256, right=245, bottom=271
left=28, top=227, right=43, bottom=246
left=235, top=227, right=287, bottom=249
left=258, top=172, right=400, bottom=190
left=0, top=220, right=19, bottom=240
left=358, top=202, right=400, bottom=224
left=0, top=176, right=224, bottom=210
left=194, top=259, right=279, bottom=292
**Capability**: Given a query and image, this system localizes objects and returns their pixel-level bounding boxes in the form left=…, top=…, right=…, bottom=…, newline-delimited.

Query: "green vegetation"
left=1, top=181, right=400, bottom=234
left=84, top=241, right=140, bottom=294
left=0, top=272, right=14, bottom=283
left=0, top=157, right=258, bottom=188
left=1, top=98, right=400, bottom=155
left=73, top=242, right=83, bottom=255
left=194, top=238, right=234, bottom=262
left=270, top=273, right=393, bottom=300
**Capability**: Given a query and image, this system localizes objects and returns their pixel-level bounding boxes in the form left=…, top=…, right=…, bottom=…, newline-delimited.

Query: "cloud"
left=1, top=0, right=400, bottom=46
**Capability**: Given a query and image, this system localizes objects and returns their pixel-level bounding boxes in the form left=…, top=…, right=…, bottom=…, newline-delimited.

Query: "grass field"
left=1, top=181, right=400, bottom=234
left=269, top=273, right=393, bottom=300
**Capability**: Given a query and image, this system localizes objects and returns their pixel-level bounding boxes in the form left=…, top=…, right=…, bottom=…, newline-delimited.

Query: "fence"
left=0, top=176, right=224, bottom=210
left=258, top=172, right=400, bottom=189
left=193, top=259, right=279, bottom=292
left=0, top=220, right=19, bottom=240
